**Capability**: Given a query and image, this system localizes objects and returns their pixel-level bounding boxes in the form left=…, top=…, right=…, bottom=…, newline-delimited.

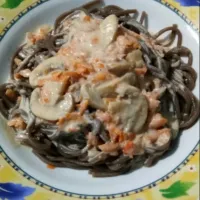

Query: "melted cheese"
left=60, top=11, right=139, bottom=65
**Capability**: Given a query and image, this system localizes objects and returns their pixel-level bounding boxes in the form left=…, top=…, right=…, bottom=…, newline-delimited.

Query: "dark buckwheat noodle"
left=0, top=1, right=199, bottom=177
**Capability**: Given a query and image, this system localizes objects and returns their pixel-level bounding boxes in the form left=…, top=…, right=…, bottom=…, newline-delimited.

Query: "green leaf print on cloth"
left=160, top=181, right=195, bottom=199
left=0, top=0, right=24, bottom=9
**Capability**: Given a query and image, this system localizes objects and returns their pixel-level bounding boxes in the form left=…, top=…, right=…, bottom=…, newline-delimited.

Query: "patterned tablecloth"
left=0, top=0, right=199, bottom=200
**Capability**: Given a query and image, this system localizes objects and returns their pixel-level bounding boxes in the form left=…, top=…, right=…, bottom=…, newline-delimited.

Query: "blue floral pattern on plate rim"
left=174, top=0, right=200, bottom=6
left=0, top=182, right=35, bottom=200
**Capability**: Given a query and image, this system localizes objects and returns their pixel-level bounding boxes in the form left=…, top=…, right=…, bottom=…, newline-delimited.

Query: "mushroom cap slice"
left=41, top=81, right=67, bottom=106
left=108, top=95, right=148, bottom=133
left=96, top=72, right=137, bottom=98
left=81, top=83, right=106, bottom=110
left=100, top=14, right=118, bottom=47
left=29, top=56, right=66, bottom=87
left=126, top=49, right=145, bottom=68
left=107, top=59, right=133, bottom=76
left=116, top=83, right=140, bottom=98
left=30, top=88, right=74, bottom=121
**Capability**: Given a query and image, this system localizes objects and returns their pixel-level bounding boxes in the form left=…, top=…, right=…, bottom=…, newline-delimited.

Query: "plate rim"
left=0, top=0, right=199, bottom=198
left=0, top=144, right=199, bottom=198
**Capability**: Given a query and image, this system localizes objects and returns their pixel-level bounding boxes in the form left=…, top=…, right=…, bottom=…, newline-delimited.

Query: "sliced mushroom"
left=126, top=49, right=145, bottom=68
left=80, top=83, right=106, bottom=110
left=100, top=14, right=118, bottom=47
left=96, top=72, right=137, bottom=97
left=68, top=83, right=81, bottom=103
left=119, top=72, right=137, bottom=86
left=108, top=94, right=148, bottom=133
left=30, top=88, right=74, bottom=121
left=56, top=10, right=88, bottom=33
left=96, top=79, right=118, bottom=98
left=107, top=59, right=133, bottom=76
left=116, top=83, right=140, bottom=98
left=29, top=56, right=66, bottom=87
left=40, top=81, right=66, bottom=106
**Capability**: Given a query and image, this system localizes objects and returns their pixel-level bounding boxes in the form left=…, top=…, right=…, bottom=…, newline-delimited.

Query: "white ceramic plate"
left=0, top=0, right=199, bottom=196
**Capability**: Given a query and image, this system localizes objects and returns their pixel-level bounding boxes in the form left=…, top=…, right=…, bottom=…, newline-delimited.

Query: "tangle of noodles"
left=0, top=0, right=199, bottom=177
